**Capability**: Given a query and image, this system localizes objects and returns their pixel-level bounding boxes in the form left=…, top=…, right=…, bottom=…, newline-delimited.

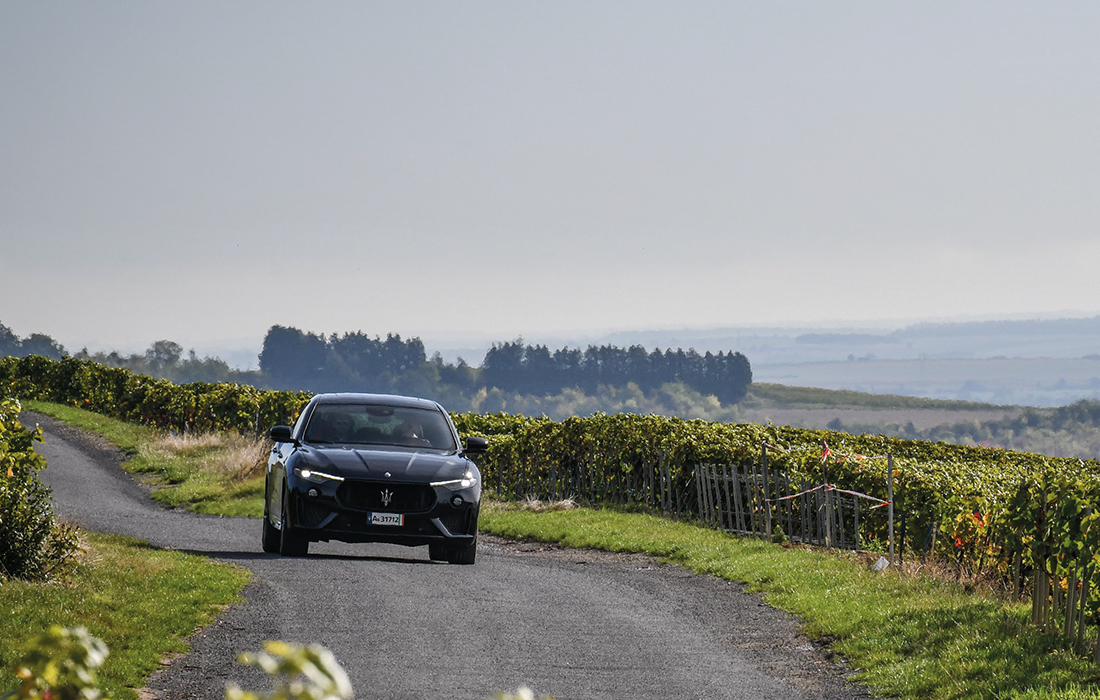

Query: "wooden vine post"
left=888, top=454, right=896, bottom=564
left=762, top=441, right=772, bottom=540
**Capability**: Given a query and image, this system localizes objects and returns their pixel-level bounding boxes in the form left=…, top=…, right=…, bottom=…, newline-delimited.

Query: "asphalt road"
left=30, top=413, right=871, bottom=700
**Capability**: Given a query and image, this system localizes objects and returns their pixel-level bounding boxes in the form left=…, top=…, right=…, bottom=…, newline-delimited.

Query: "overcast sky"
left=2, top=2, right=1099, bottom=358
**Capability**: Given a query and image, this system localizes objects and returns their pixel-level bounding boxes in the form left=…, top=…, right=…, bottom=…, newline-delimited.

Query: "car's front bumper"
left=287, top=477, right=480, bottom=547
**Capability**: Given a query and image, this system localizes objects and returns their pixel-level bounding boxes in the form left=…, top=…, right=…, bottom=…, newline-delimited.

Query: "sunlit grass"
left=0, top=531, right=249, bottom=700
left=24, top=400, right=266, bottom=517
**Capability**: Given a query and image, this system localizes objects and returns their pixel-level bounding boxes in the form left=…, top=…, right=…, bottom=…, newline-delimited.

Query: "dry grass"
left=515, top=497, right=579, bottom=512
left=141, top=431, right=270, bottom=481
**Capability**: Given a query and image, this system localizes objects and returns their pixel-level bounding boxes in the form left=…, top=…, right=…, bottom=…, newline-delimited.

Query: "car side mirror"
left=463, top=436, right=488, bottom=454
left=269, top=425, right=296, bottom=443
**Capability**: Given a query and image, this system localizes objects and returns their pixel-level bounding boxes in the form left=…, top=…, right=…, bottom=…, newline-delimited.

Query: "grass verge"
left=24, top=399, right=266, bottom=517
left=0, top=531, right=250, bottom=700
left=481, top=502, right=1100, bottom=700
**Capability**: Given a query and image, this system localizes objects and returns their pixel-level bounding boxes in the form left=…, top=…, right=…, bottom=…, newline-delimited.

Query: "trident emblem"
left=380, top=489, right=393, bottom=507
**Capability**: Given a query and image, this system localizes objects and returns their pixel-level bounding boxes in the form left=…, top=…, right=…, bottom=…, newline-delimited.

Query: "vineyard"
left=5, top=355, right=1100, bottom=658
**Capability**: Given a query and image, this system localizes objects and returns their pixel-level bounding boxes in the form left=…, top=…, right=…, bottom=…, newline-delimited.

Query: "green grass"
left=747, top=382, right=1005, bottom=410
left=0, top=531, right=250, bottom=700
left=481, top=503, right=1100, bottom=700
left=24, top=400, right=266, bottom=518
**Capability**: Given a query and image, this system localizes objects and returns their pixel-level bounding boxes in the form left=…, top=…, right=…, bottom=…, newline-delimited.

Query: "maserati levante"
left=262, top=393, right=487, bottom=564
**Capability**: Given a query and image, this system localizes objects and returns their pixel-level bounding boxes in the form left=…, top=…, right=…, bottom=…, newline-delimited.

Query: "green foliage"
left=0, top=532, right=250, bottom=700
left=0, top=356, right=310, bottom=436
left=7, top=630, right=548, bottom=700
left=0, top=398, right=78, bottom=582
left=3, top=626, right=109, bottom=700
left=226, top=642, right=351, bottom=700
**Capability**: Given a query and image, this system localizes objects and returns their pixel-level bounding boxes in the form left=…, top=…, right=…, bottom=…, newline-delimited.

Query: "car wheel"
left=261, top=504, right=280, bottom=554
left=278, top=486, right=309, bottom=557
left=428, top=542, right=447, bottom=561
left=446, top=533, right=477, bottom=565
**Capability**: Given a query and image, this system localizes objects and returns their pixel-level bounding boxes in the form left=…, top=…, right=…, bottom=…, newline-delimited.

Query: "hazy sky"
left=3, top=2, right=1099, bottom=356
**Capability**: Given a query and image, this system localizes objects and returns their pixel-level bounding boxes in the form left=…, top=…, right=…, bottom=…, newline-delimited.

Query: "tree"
left=144, top=340, right=182, bottom=371
left=0, top=322, right=20, bottom=356
left=19, top=333, right=66, bottom=360
left=259, top=326, right=328, bottom=390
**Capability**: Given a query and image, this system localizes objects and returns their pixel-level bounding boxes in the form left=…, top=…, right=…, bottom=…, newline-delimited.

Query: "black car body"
left=262, top=393, right=487, bottom=564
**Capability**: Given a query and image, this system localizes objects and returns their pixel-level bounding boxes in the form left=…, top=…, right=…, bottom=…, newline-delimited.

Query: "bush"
left=4, top=625, right=109, bottom=700
left=0, top=397, right=79, bottom=582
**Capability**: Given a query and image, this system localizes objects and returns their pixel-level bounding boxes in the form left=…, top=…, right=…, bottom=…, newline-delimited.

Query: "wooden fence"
left=694, top=462, right=892, bottom=550
left=487, top=441, right=896, bottom=553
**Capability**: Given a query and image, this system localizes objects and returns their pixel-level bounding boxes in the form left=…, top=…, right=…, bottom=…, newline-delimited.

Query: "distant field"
left=745, top=382, right=1003, bottom=409
left=739, top=405, right=1028, bottom=431
left=740, top=382, right=1028, bottom=431
left=752, top=357, right=1100, bottom=406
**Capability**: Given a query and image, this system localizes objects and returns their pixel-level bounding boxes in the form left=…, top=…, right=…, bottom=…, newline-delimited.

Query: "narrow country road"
left=30, top=413, right=870, bottom=700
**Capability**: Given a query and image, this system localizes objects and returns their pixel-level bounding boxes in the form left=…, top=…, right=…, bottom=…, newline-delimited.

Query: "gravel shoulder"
left=28, top=412, right=872, bottom=700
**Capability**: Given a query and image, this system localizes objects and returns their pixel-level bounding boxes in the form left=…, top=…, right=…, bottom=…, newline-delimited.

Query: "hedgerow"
left=0, top=356, right=310, bottom=435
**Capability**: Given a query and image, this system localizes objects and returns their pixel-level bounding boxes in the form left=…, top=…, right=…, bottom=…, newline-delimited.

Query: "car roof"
left=310, top=393, right=445, bottom=411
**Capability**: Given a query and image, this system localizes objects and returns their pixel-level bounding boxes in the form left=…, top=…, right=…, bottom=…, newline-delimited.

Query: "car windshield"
left=303, top=404, right=457, bottom=451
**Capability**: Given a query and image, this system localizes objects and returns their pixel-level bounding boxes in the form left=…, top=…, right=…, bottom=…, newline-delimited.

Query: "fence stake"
left=732, top=462, right=746, bottom=533
left=761, top=442, right=772, bottom=539
left=702, top=464, right=714, bottom=526
left=721, top=463, right=734, bottom=532
left=888, top=454, right=896, bottom=564
left=694, top=466, right=704, bottom=523
left=748, top=461, right=760, bottom=535
left=800, top=478, right=809, bottom=544
left=853, top=495, right=860, bottom=549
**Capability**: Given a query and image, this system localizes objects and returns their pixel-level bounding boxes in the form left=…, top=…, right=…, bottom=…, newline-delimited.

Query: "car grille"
left=337, top=481, right=436, bottom=513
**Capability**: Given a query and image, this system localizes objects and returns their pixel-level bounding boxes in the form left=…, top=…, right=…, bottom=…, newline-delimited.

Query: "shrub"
left=4, top=625, right=109, bottom=700
left=0, top=398, right=79, bottom=582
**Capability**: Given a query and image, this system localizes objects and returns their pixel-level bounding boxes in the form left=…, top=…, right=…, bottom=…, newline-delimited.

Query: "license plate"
left=368, top=512, right=404, bottom=526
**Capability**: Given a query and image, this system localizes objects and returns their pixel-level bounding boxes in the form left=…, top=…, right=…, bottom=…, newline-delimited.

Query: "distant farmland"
left=752, top=356, right=1100, bottom=407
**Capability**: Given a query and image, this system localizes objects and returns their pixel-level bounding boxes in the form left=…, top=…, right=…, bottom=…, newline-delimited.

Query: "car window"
left=303, top=404, right=457, bottom=451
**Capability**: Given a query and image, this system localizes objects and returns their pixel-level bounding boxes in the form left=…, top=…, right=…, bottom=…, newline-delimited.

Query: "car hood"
left=295, top=445, right=472, bottom=482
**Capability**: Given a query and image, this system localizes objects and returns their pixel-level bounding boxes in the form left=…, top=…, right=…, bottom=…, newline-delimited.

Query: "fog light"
left=450, top=495, right=464, bottom=507
left=307, top=488, right=320, bottom=498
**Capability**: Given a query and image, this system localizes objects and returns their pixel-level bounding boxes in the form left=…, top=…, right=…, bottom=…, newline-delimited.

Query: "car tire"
left=446, top=533, right=477, bottom=565
left=261, top=505, right=280, bottom=554
left=278, top=486, right=309, bottom=557
left=428, top=542, right=447, bottom=561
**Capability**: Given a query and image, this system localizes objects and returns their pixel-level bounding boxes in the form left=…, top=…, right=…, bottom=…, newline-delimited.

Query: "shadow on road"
left=176, top=549, right=440, bottom=566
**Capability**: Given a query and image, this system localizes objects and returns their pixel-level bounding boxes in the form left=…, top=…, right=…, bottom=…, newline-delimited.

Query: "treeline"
left=75, top=339, right=258, bottom=386
left=0, top=322, right=66, bottom=360
left=0, top=321, right=753, bottom=415
left=256, top=325, right=752, bottom=409
left=480, top=341, right=751, bottom=405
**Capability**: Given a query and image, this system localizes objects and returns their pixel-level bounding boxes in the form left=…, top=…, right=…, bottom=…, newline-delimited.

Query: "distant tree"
left=18, top=333, right=66, bottom=360
left=144, top=340, right=183, bottom=372
left=0, top=322, right=20, bottom=356
left=481, top=340, right=525, bottom=392
left=259, top=326, right=328, bottom=390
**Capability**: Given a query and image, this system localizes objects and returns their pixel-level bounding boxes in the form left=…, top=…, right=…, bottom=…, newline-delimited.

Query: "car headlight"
left=430, top=471, right=477, bottom=490
left=294, top=467, right=345, bottom=483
